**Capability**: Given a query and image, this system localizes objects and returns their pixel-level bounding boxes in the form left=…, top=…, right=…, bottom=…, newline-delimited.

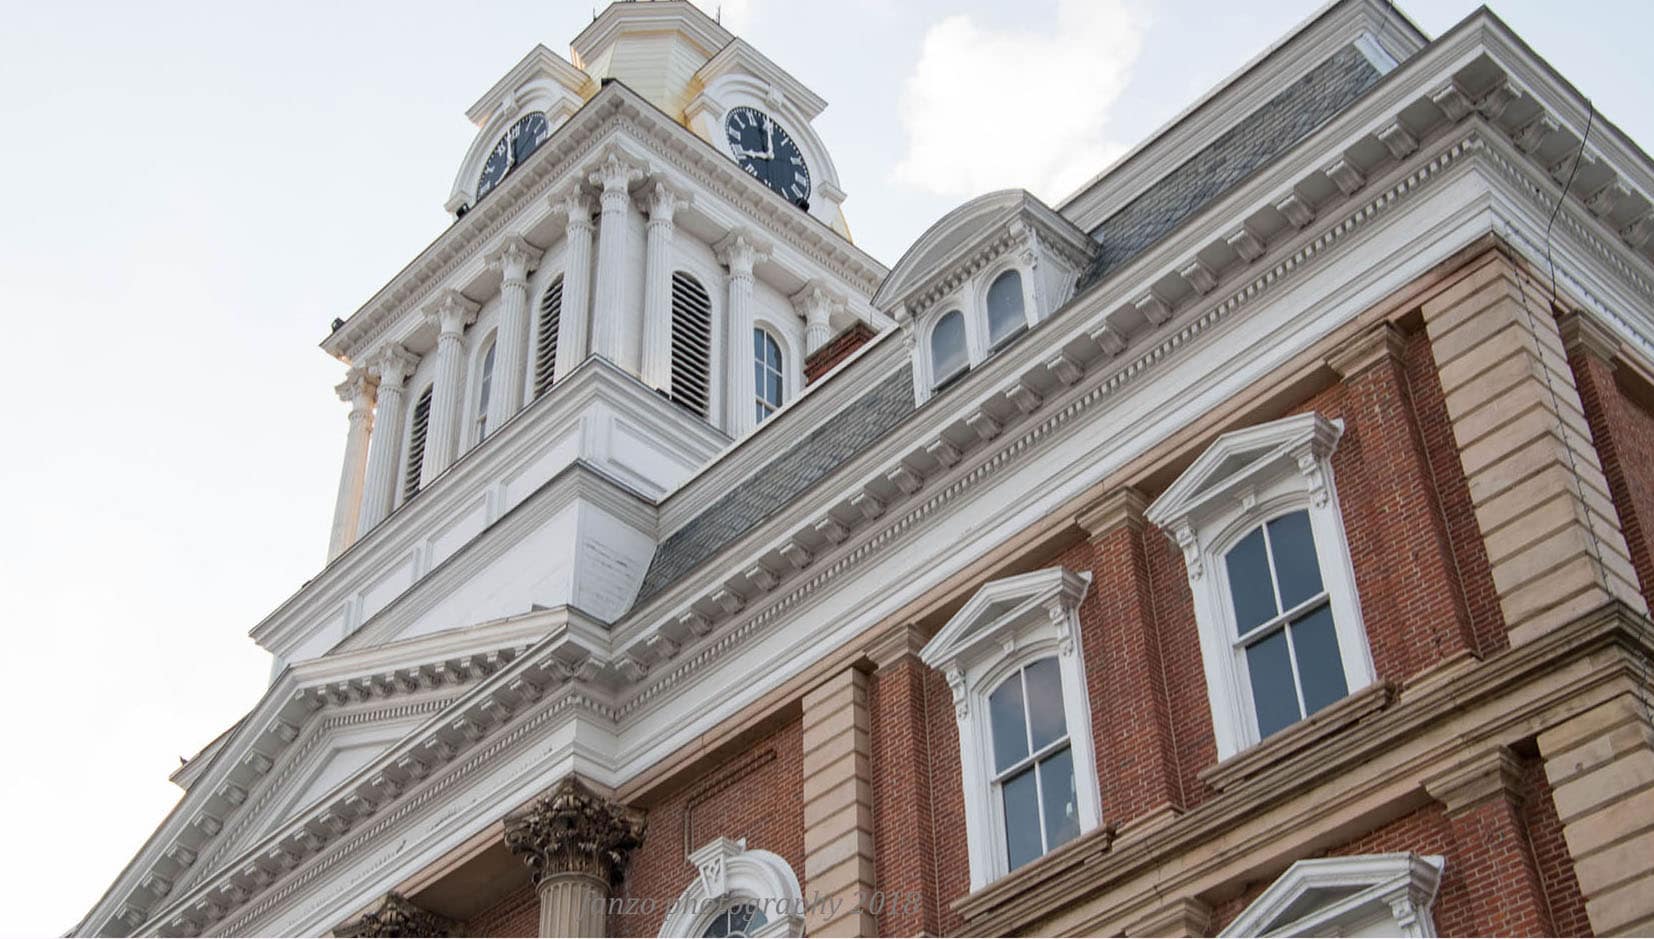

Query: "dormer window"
left=1145, top=412, right=1375, bottom=760
left=920, top=567, right=1103, bottom=888
left=930, top=309, right=969, bottom=389
left=985, top=269, right=1027, bottom=349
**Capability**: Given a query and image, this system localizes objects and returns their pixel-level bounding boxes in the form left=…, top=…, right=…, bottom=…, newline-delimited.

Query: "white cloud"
left=893, top=0, right=1147, bottom=201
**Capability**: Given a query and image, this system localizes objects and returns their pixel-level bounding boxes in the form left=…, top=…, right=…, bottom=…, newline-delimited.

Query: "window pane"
left=768, top=371, right=783, bottom=401
left=1291, top=603, right=1348, bottom=716
left=1246, top=628, right=1302, bottom=739
left=931, top=310, right=967, bottom=382
left=1226, top=526, right=1278, bottom=633
left=1002, top=767, right=1043, bottom=870
left=1268, top=510, right=1324, bottom=610
left=753, top=329, right=765, bottom=358
left=1024, top=657, right=1067, bottom=752
left=1038, top=746, right=1080, bottom=852
left=988, top=676, right=1029, bottom=772
left=986, top=270, right=1026, bottom=345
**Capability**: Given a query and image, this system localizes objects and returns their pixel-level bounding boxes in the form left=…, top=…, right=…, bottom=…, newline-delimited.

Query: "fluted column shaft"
left=485, top=236, right=541, bottom=431
left=640, top=182, right=689, bottom=391
left=328, top=368, right=377, bottom=560
left=536, top=873, right=608, bottom=937
left=718, top=233, right=767, bottom=437
left=421, top=289, right=479, bottom=483
left=554, top=191, right=596, bottom=382
left=357, top=347, right=420, bottom=537
left=587, top=154, right=642, bottom=370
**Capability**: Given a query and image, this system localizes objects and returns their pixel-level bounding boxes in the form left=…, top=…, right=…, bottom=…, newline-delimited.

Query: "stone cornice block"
left=1074, top=487, right=1150, bottom=540
left=863, top=623, right=928, bottom=671
left=1327, top=320, right=1407, bottom=378
left=1421, top=744, right=1525, bottom=816
left=1556, top=309, right=1621, bottom=363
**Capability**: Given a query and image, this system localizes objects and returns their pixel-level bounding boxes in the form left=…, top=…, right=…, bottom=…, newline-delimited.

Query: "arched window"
left=474, top=338, right=496, bottom=442
left=699, top=902, right=767, bottom=937
left=930, top=309, right=968, bottom=388
left=403, top=387, right=433, bottom=502
left=985, top=269, right=1027, bottom=348
left=754, top=328, right=784, bottom=424
left=659, top=838, right=804, bottom=938
left=988, top=657, right=1080, bottom=871
left=534, top=276, right=563, bottom=399
left=670, top=271, right=713, bottom=419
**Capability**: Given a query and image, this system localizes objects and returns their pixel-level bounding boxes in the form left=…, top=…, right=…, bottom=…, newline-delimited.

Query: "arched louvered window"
left=670, top=271, right=713, bottom=419
left=986, top=269, right=1027, bottom=348
left=474, top=338, right=496, bottom=442
left=534, top=276, right=563, bottom=399
left=403, top=387, right=433, bottom=502
left=931, top=309, right=968, bottom=388
left=754, top=328, right=784, bottom=424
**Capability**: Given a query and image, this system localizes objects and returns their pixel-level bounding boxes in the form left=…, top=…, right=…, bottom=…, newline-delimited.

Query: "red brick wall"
left=868, top=657, right=940, bottom=936
left=466, top=882, right=538, bottom=938
left=1521, top=753, right=1593, bottom=936
left=1568, top=346, right=1654, bottom=610
left=804, top=322, right=876, bottom=384
left=610, top=717, right=806, bottom=937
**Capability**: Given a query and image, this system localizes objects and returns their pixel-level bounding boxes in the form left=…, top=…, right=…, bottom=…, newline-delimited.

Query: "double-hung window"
left=1146, top=412, right=1374, bottom=759
left=921, top=567, right=1103, bottom=888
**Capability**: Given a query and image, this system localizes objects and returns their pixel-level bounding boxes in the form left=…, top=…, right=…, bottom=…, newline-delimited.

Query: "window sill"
left=954, top=822, right=1118, bottom=920
left=1198, top=680, right=1397, bottom=793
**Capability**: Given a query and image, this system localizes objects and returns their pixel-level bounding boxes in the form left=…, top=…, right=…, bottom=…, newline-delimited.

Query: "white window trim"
left=975, top=263, right=1035, bottom=351
left=919, top=566, right=1103, bottom=890
left=658, top=837, right=803, bottom=938
left=1219, top=853, right=1446, bottom=938
left=1146, top=411, right=1375, bottom=760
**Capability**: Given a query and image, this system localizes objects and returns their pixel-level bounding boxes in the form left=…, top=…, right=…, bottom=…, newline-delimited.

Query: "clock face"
left=476, top=112, right=550, bottom=202
left=724, top=106, right=811, bottom=208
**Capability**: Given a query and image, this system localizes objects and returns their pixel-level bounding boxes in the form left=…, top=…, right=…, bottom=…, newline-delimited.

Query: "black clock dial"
left=475, top=112, right=550, bottom=202
left=476, top=136, right=511, bottom=200
left=509, top=112, right=549, bottom=167
left=724, top=106, right=811, bottom=208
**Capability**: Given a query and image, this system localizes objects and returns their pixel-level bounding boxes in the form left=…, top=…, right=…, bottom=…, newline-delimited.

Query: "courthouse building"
left=78, top=0, right=1654, bottom=935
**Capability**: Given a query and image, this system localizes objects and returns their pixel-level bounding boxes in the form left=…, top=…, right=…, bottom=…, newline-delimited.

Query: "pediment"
left=465, top=44, right=593, bottom=127
left=920, top=567, right=1090, bottom=671
left=1146, top=412, right=1343, bottom=530
left=1219, top=853, right=1445, bottom=937
left=874, top=190, right=1093, bottom=314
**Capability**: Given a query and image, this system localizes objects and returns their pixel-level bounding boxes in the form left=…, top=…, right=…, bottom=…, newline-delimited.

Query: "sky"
left=1, top=0, right=1650, bottom=933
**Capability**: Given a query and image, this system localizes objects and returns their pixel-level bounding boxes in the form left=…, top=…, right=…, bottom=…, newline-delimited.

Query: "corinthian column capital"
left=369, top=345, right=421, bottom=389
left=645, top=179, right=691, bottom=225
left=587, top=151, right=644, bottom=198
left=335, top=893, right=456, bottom=938
left=504, top=776, right=646, bottom=887
left=485, top=235, right=543, bottom=286
left=423, top=289, right=480, bottom=336
left=335, top=366, right=378, bottom=414
left=715, top=229, right=770, bottom=278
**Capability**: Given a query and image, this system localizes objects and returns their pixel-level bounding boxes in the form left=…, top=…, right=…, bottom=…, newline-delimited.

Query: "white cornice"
left=570, top=0, right=732, bottom=69
left=693, top=38, right=828, bottom=119
left=464, top=44, right=594, bottom=127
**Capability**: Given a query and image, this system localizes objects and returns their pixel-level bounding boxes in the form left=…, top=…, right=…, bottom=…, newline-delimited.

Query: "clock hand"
left=763, top=116, right=775, bottom=159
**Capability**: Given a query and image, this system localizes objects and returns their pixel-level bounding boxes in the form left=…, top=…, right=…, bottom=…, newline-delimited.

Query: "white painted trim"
left=658, top=839, right=803, bottom=938
left=1219, top=853, right=1446, bottom=937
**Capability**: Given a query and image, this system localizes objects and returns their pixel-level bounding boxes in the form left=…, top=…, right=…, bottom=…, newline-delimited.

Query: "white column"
left=421, top=288, right=479, bottom=483
left=485, top=235, right=543, bottom=431
left=717, top=231, right=769, bottom=437
left=551, top=189, right=596, bottom=382
left=640, top=180, right=691, bottom=392
left=357, top=345, right=420, bottom=537
left=587, top=153, right=642, bottom=370
left=792, top=281, right=838, bottom=355
left=327, top=367, right=377, bottom=561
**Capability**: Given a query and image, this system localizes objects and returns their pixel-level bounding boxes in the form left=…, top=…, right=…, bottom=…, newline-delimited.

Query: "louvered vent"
left=670, top=271, right=712, bottom=419
left=533, top=277, right=563, bottom=399
left=403, top=388, right=432, bottom=502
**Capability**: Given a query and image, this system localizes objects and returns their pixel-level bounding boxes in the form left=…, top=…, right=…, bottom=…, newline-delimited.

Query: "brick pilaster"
left=1538, top=693, right=1654, bottom=936
left=1076, top=488, right=1183, bottom=832
left=801, top=667, right=877, bottom=936
left=1424, top=746, right=1553, bottom=935
left=1419, top=251, right=1646, bottom=645
left=868, top=629, right=940, bottom=938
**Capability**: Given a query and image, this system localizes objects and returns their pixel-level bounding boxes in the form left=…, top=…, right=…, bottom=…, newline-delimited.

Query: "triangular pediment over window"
left=1147, top=412, right=1343, bottom=532
left=920, top=567, right=1090, bottom=672
left=1219, top=853, right=1446, bottom=938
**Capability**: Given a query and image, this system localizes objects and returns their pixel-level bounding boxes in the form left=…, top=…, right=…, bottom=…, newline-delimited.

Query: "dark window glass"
left=1002, top=767, right=1043, bottom=870
left=1268, top=510, right=1323, bottom=611
left=931, top=310, right=968, bottom=384
left=1291, top=604, right=1347, bottom=714
left=986, top=269, right=1026, bottom=346
left=988, top=675, right=1029, bottom=772
left=1246, top=628, right=1300, bottom=739
left=1024, top=657, right=1067, bottom=752
left=1039, top=746, right=1080, bottom=851
left=1226, top=526, right=1277, bottom=633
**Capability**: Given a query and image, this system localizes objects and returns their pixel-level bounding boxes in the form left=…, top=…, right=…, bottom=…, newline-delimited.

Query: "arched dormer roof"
left=873, top=189, right=1094, bottom=318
